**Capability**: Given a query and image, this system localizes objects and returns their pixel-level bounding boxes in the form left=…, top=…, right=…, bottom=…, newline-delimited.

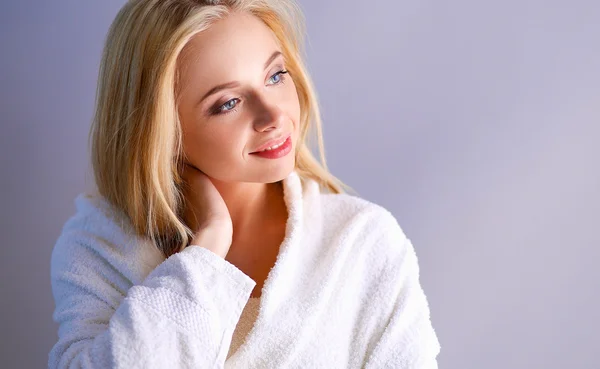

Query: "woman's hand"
left=181, top=164, right=233, bottom=258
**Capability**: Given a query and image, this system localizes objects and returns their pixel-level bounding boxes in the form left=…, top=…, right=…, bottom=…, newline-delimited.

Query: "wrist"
left=190, top=223, right=232, bottom=256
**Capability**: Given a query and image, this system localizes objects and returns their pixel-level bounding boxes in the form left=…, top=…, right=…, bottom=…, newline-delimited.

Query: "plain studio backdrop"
left=1, top=1, right=598, bottom=368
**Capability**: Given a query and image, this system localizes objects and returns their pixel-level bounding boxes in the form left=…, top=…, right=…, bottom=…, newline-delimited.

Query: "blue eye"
left=214, top=98, right=240, bottom=115
left=268, top=70, right=288, bottom=85
left=222, top=99, right=237, bottom=110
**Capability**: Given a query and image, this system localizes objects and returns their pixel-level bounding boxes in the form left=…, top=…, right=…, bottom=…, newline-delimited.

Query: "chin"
left=201, top=157, right=295, bottom=185
left=251, top=157, right=295, bottom=184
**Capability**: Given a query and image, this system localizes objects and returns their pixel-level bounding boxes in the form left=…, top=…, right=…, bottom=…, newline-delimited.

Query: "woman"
left=49, top=0, right=441, bottom=368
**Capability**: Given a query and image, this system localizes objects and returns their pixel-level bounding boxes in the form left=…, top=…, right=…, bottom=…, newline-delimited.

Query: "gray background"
left=1, top=1, right=598, bottom=368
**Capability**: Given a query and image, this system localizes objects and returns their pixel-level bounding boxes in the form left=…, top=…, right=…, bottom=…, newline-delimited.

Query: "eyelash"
left=211, top=69, right=289, bottom=116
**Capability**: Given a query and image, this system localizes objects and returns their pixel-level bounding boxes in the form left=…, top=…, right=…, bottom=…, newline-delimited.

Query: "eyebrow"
left=196, top=50, right=283, bottom=106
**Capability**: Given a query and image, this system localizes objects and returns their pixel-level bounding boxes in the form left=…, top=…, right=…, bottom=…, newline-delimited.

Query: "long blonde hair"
left=90, top=0, right=349, bottom=257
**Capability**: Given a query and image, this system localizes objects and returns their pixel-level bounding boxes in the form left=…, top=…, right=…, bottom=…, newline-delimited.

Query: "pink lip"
left=250, top=135, right=292, bottom=159
left=251, top=134, right=291, bottom=153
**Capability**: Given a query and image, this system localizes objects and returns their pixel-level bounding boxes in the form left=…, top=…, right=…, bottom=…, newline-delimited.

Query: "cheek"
left=183, top=124, right=247, bottom=164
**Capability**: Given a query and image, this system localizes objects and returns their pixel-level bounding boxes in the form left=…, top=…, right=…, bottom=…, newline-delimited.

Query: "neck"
left=209, top=178, right=287, bottom=238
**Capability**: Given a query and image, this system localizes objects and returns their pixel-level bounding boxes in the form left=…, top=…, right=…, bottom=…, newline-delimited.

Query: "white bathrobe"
left=49, top=171, right=441, bottom=368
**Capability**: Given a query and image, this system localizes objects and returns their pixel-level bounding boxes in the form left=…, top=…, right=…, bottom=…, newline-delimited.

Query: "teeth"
left=262, top=138, right=286, bottom=151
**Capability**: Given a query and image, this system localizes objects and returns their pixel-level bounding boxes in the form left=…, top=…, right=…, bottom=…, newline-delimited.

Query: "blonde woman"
left=48, top=0, right=440, bottom=367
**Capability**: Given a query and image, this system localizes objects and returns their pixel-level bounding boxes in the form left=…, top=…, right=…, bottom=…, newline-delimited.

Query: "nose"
left=252, top=94, right=286, bottom=133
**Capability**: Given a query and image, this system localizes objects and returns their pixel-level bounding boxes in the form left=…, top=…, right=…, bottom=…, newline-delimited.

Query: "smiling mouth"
left=250, top=134, right=290, bottom=153
left=248, top=135, right=293, bottom=159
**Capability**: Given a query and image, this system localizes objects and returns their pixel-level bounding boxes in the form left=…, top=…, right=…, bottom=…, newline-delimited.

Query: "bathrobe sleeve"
left=363, top=212, right=441, bottom=369
left=48, top=231, right=255, bottom=369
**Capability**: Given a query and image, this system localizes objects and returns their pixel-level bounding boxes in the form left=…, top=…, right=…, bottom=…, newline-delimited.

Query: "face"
left=176, top=11, right=301, bottom=184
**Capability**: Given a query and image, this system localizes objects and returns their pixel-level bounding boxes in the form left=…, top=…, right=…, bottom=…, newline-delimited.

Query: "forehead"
left=178, top=12, right=281, bottom=84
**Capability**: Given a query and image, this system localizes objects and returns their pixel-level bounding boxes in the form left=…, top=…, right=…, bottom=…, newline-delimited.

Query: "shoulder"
left=319, top=193, right=428, bottom=304
left=54, top=193, right=135, bottom=256
left=320, top=191, right=408, bottom=245
left=59, top=193, right=134, bottom=244
left=314, top=191, right=428, bottom=322
left=291, top=174, right=411, bottom=259
left=51, top=193, right=164, bottom=287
